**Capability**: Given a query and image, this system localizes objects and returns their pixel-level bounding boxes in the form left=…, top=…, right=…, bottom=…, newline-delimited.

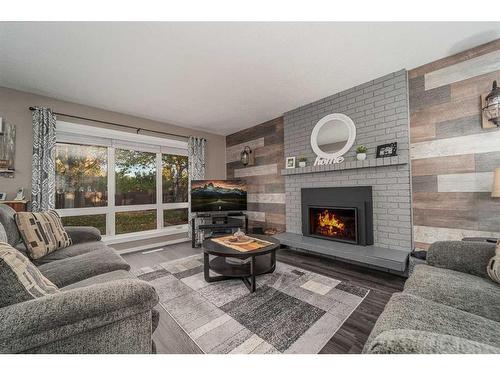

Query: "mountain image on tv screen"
left=191, top=180, right=247, bottom=212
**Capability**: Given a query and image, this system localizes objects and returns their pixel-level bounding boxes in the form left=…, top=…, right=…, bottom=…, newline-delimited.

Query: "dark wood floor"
left=123, top=242, right=406, bottom=354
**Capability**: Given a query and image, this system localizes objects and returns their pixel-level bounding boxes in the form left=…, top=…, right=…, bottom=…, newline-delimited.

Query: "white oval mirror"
left=311, top=113, right=356, bottom=159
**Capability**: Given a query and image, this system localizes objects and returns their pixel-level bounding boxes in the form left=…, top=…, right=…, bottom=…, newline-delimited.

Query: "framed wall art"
left=376, top=142, right=397, bottom=158
left=285, top=156, right=296, bottom=169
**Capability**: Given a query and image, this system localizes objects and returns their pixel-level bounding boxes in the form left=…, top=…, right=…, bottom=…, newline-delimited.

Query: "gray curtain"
left=31, top=107, right=56, bottom=212
left=188, top=136, right=207, bottom=239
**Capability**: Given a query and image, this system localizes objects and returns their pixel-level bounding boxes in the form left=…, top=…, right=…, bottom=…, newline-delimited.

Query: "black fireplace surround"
left=301, top=186, right=373, bottom=246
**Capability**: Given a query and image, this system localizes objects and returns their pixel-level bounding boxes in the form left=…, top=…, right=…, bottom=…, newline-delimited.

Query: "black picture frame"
left=376, top=142, right=397, bottom=158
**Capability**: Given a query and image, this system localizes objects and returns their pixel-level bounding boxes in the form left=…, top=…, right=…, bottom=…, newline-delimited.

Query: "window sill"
left=102, top=224, right=188, bottom=244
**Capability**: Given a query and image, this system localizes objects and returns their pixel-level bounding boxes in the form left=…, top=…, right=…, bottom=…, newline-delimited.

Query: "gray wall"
left=283, top=70, right=412, bottom=251
left=0, top=86, right=226, bottom=199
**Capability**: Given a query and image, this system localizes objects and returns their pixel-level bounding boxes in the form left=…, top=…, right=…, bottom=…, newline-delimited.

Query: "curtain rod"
left=28, top=106, right=192, bottom=141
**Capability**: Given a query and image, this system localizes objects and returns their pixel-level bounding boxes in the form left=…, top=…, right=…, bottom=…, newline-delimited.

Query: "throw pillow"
left=0, top=222, right=7, bottom=243
left=15, top=210, right=72, bottom=260
left=487, top=240, right=500, bottom=284
left=0, top=242, right=59, bottom=308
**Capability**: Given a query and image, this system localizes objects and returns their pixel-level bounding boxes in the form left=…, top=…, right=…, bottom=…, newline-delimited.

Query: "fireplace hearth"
left=302, top=187, right=373, bottom=246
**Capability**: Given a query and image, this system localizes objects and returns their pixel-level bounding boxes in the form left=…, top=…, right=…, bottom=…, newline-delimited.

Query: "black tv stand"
left=191, top=212, right=248, bottom=248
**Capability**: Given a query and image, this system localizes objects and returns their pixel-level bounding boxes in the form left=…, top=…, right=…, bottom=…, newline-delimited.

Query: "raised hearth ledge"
left=281, top=155, right=408, bottom=176
left=273, top=232, right=409, bottom=272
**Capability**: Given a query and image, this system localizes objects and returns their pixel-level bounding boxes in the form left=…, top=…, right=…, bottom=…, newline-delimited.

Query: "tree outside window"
left=55, top=143, right=108, bottom=209
left=115, top=149, right=156, bottom=206
left=162, top=154, right=188, bottom=203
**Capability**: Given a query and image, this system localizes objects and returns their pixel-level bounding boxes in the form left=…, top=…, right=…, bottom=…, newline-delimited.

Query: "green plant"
left=298, top=156, right=308, bottom=162
left=355, top=145, right=368, bottom=154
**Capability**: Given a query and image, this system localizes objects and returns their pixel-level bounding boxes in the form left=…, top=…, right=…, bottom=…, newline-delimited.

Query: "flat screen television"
left=191, top=179, right=247, bottom=212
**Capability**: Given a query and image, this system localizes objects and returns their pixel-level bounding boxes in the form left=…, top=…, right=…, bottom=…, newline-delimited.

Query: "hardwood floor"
left=122, top=242, right=406, bottom=354
left=277, top=249, right=406, bottom=353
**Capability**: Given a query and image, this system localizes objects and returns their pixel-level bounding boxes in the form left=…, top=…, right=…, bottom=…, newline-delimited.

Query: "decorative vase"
left=234, top=228, right=245, bottom=238
left=299, top=161, right=306, bottom=168
left=356, top=153, right=367, bottom=161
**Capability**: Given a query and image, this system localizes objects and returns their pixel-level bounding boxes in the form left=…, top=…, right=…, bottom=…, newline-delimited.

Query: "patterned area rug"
left=133, top=254, right=369, bottom=354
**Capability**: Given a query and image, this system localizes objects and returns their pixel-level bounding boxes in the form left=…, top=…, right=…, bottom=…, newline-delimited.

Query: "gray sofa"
left=0, top=204, right=159, bottom=354
left=363, top=241, right=500, bottom=354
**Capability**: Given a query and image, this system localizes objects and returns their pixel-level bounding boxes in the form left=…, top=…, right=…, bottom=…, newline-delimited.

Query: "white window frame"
left=55, top=121, right=189, bottom=242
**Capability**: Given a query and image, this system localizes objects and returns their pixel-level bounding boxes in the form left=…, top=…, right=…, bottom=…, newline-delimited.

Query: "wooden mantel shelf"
left=281, top=155, right=408, bottom=176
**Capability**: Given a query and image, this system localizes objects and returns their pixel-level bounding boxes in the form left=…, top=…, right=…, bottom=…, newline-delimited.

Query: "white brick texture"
left=283, top=70, right=412, bottom=251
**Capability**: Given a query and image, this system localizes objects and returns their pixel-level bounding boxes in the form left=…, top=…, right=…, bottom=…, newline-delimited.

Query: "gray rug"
left=133, top=254, right=369, bottom=354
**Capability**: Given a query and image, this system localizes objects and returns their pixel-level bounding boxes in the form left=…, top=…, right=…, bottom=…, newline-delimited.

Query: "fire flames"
left=316, top=209, right=345, bottom=236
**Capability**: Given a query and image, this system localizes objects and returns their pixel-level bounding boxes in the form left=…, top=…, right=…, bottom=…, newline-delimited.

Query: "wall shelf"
left=0, top=168, right=15, bottom=178
left=281, top=155, right=408, bottom=176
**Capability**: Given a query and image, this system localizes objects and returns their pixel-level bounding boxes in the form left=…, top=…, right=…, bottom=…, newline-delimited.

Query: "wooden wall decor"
left=409, top=38, right=500, bottom=250
left=0, top=120, right=16, bottom=177
left=226, top=117, right=285, bottom=233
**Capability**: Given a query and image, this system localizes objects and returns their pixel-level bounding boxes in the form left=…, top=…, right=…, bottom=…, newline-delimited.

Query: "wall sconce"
left=482, top=80, right=500, bottom=128
left=240, top=146, right=253, bottom=166
left=492, top=167, right=500, bottom=198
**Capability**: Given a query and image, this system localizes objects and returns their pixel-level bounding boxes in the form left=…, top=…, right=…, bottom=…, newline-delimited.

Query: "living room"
left=1, top=2, right=500, bottom=372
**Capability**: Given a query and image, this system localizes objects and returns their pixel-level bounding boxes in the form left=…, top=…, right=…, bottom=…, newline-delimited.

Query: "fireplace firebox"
left=309, top=207, right=357, bottom=244
left=301, top=187, right=373, bottom=246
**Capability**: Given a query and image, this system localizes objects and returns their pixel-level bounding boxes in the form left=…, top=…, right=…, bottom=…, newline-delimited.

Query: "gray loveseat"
left=363, top=241, right=500, bottom=354
left=0, top=204, right=159, bottom=354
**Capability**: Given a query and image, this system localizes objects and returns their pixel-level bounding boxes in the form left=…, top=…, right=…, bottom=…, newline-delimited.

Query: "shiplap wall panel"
left=437, top=172, right=494, bottom=193
left=411, top=154, right=475, bottom=176
left=226, top=117, right=285, bottom=232
left=246, top=211, right=266, bottom=222
left=410, top=131, right=500, bottom=160
left=410, top=40, right=500, bottom=249
left=226, top=137, right=265, bottom=163
left=424, top=49, right=500, bottom=90
left=247, top=193, right=286, bottom=204
left=233, top=163, right=278, bottom=178
left=414, top=225, right=500, bottom=244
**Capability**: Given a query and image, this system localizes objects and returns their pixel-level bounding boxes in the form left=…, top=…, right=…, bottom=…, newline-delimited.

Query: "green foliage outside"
left=61, top=215, right=106, bottom=235
left=115, top=149, right=156, bottom=204
left=61, top=209, right=188, bottom=235
left=55, top=143, right=108, bottom=208
left=162, top=154, right=188, bottom=203
left=163, top=208, right=188, bottom=226
left=115, top=210, right=157, bottom=234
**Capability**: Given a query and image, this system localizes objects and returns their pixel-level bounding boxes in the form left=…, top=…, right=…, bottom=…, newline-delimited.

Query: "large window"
left=54, top=122, right=189, bottom=238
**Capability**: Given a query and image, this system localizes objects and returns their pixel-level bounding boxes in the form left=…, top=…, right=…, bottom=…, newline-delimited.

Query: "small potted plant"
left=355, top=145, right=368, bottom=161
left=298, top=156, right=307, bottom=168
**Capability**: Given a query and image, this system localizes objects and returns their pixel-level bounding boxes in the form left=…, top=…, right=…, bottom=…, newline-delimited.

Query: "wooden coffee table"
left=202, top=234, right=280, bottom=293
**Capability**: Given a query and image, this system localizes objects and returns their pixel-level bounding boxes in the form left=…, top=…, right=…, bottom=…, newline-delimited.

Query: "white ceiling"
left=1, top=22, right=499, bottom=135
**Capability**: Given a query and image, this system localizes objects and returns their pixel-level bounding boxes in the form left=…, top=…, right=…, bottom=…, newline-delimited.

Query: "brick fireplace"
left=282, top=70, right=412, bottom=254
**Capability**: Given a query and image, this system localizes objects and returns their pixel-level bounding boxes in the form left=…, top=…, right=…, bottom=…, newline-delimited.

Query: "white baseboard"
left=114, top=237, right=190, bottom=255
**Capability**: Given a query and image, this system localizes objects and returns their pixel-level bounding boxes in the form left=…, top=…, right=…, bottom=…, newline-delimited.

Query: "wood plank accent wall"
left=409, top=39, right=500, bottom=250
left=226, top=117, right=286, bottom=232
